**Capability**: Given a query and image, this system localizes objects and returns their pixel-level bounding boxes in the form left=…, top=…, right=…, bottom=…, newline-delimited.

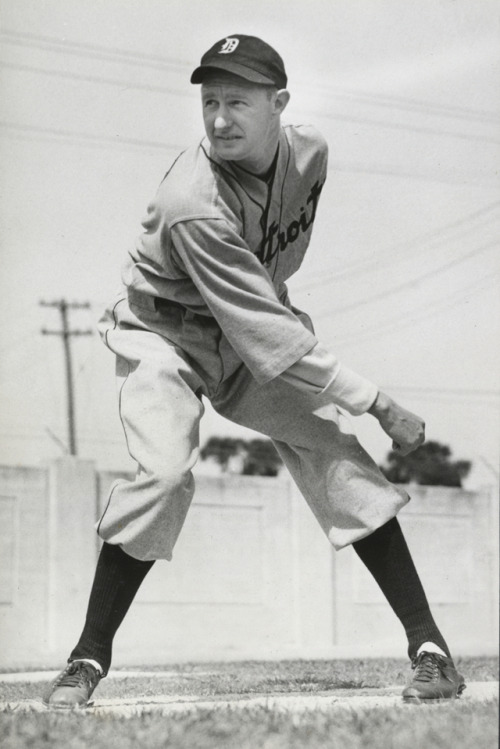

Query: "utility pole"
left=40, top=299, right=92, bottom=456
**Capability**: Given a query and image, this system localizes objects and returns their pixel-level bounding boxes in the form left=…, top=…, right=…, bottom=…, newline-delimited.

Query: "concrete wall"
left=0, top=459, right=497, bottom=668
left=334, top=485, right=499, bottom=658
left=0, top=460, right=97, bottom=667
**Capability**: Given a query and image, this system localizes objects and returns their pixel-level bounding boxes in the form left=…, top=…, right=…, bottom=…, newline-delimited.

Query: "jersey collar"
left=202, top=128, right=290, bottom=202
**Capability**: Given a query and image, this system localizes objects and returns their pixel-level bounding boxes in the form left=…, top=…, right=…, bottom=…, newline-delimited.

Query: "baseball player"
left=43, top=34, right=465, bottom=707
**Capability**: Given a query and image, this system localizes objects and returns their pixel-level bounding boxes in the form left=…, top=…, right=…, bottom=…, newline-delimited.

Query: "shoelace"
left=412, top=653, right=441, bottom=683
left=54, top=662, right=98, bottom=690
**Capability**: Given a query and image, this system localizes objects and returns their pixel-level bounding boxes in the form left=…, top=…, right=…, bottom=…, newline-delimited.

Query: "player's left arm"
left=170, top=217, right=318, bottom=384
left=282, top=343, right=425, bottom=455
left=368, top=391, right=426, bottom=455
left=280, top=341, right=378, bottom=416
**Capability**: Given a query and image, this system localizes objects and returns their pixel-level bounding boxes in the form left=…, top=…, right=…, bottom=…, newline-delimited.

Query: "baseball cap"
left=190, top=34, right=287, bottom=88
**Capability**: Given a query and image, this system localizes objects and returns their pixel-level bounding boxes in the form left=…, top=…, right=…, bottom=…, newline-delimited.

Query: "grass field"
left=1, top=658, right=498, bottom=749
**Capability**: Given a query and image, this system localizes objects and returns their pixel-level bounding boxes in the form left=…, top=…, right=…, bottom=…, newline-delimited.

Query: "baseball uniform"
left=43, top=37, right=462, bottom=713
left=97, top=123, right=409, bottom=561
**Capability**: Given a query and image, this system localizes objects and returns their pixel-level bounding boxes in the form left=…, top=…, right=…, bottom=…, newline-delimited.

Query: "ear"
left=273, top=89, right=290, bottom=116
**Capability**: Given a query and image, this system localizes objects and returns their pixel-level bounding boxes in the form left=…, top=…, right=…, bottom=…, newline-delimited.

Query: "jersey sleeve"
left=280, top=341, right=379, bottom=416
left=170, top=218, right=318, bottom=384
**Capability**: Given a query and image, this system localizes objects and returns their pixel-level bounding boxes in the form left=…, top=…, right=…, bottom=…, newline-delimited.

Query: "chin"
left=211, top=138, right=244, bottom=157
left=215, top=143, right=244, bottom=160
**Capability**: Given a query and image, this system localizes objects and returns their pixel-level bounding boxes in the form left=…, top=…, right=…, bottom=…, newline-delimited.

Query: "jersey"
left=96, top=122, right=402, bottom=561
left=119, top=122, right=377, bottom=414
left=122, top=124, right=326, bottom=385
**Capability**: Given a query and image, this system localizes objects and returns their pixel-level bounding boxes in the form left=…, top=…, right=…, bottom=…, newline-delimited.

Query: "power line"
left=295, top=201, right=500, bottom=293
left=330, top=161, right=497, bottom=187
left=0, top=60, right=196, bottom=98
left=377, top=385, right=500, bottom=399
left=3, top=28, right=497, bottom=126
left=296, top=83, right=500, bottom=125
left=328, top=160, right=497, bottom=187
left=0, top=28, right=191, bottom=72
left=3, top=56, right=496, bottom=148
left=0, top=431, right=126, bottom=448
left=0, top=120, right=183, bottom=152
left=0, top=330, right=39, bottom=358
left=0, top=120, right=491, bottom=187
left=326, top=271, right=498, bottom=343
left=45, top=427, right=69, bottom=454
left=0, top=430, right=125, bottom=446
left=2, top=29, right=498, bottom=146
left=297, top=107, right=500, bottom=145
left=314, top=239, right=498, bottom=318
left=377, top=392, right=500, bottom=406
left=0, top=331, right=48, bottom=381
left=0, top=432, right=49, bottom=440
left=0, top=351, right=47, bottom=387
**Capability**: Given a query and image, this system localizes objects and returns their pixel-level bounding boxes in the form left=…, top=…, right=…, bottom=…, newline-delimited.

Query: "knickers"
left=96, top=291, right=408, bottom=561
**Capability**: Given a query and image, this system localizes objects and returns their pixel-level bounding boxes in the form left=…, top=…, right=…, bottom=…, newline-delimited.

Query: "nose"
left=214, top=112, right=232, bottom=131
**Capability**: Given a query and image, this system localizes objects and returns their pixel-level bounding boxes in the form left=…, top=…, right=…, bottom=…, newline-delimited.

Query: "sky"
left=0, top=0, right=499, bottom=486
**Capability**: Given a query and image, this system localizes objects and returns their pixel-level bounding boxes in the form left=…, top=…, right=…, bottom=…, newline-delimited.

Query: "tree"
left=199, top=436, right=246, bottom=471
left=200, top=436, right=283, bottom=476
left=242, top=439, right=283, bottom=477
left=379, top=440, right=471, bottom=487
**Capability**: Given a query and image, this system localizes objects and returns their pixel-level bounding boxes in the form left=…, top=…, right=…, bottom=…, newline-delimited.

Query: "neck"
left=233, top=144, right=279, bottom=181
left=236, top=127, right=281, bottom=177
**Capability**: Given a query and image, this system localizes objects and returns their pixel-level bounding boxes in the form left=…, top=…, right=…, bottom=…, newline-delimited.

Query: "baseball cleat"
left=402, top=651, right=466, bottom=704
left=43, top=660, right=102, bottom=708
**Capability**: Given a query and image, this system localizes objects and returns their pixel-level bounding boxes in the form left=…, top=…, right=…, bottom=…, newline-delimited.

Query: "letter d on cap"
left=219, top=37, right=240, bottom=54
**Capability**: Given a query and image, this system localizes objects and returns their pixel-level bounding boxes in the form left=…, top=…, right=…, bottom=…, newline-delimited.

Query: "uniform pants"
left=97, top=292, right=409, bottom=561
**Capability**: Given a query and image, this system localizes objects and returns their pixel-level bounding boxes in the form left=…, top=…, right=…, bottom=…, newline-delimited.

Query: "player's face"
left=201, top=74, right=288, bottom=175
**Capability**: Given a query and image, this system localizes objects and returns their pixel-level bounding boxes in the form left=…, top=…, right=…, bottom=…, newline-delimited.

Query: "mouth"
left=215, top=135, right=242, bottom=141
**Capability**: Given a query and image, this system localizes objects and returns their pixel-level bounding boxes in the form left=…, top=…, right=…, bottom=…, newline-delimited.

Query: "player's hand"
left=368, top=391, right=425, bottom=456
